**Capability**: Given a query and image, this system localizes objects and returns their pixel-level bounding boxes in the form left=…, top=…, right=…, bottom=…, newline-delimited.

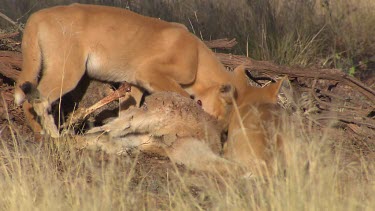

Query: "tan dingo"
left=224, top=66, right=286, bottom=175
left=14, top=3, right=235, bottom=137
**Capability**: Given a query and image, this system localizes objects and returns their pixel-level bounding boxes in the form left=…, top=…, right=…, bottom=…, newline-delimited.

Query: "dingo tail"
left=14, top=14, right=42, bottom=106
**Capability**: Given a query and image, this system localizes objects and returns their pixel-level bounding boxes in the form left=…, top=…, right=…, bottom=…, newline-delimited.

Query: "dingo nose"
left=197, top=100, right=202, bottom=106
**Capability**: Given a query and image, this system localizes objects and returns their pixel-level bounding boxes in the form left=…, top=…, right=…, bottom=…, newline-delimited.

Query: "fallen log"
left=0, top=32, right=19, bottom=40
left=215, top=53, right=375, bottom=106
left=62, top=82, right=131, bottom=129
left=0, top=51, right=22, bottom=80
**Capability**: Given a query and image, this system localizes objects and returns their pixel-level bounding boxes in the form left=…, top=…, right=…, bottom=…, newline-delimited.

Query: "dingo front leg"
left=135, top=65, right=191, bottom=98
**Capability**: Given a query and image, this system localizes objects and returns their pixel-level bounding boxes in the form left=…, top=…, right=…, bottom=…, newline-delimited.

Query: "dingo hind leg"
left=14, top=14, right=42, bottom=106
left=31, top=46, right=87, bottom=137
left=15, top=15, right=43, bottom=133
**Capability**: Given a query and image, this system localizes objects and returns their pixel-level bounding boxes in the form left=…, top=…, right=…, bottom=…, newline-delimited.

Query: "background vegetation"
left=1, top=0, right=375, bottom=76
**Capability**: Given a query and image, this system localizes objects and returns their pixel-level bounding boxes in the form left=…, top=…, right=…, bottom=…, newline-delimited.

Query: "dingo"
left=224, top=66, right=285, bottom=175
left=14, top=3, right=235, bottom=137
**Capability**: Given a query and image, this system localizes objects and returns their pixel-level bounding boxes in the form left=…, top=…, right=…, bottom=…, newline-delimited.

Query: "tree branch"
left=215, top=53, right=375, bottom=105
left=0, top=32, right=20, bottom=40
left=0, top=12, right=24, bottom=32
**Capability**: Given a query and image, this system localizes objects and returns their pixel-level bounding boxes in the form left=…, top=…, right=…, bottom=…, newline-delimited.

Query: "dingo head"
left=198, top=83, right=235, bottom=128
left=233, top=65, right=283, bottom=105
left=224, top=65, right=286, bottom=175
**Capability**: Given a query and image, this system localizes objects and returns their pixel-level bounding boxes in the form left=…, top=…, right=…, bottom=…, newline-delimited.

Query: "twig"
left=311, top=79, right=361, bottom=110
left=304, top=114, right=324, bottom=127
left=245, top=69, right=275, bottom=86
left=0, top=12, right=24, bottom=32
left=312, top=113, right=375, bottom=129
left=205, top=38, right=237, bottom=49
left=0, top=32, right=19, bottom=40
left=297, top=86, right=365, bottom=111
left=347, top=124, right=374, bottom=138
left=62, top=82, right=132, bottom=128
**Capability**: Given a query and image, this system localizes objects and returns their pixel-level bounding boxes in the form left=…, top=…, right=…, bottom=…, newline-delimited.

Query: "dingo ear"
left=220, top=84, right=235, bottom=104
left=266, top=76, right=287, bottom=103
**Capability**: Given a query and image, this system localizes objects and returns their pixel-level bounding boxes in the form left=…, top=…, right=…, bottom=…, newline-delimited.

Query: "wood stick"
left=215, top=53, right=375, bottom=105
left=0, top=32, right=20, bottom=40
left=62, top=82, right=131, bottom=129
left=204, top=38, right=237, bottom=49
left=0, top=12, right=24, bottom=32
left=312, top=113, right=375, bottom=129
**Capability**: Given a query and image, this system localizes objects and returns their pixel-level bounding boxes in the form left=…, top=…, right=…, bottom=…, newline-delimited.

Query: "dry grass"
left=1, top=0, right=375, bottom=72
left=1, top=101, right=374, bottom=210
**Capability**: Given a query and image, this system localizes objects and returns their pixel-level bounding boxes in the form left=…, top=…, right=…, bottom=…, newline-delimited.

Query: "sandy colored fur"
left=15, top=3, right=287, bottom=173
left=15, top=3, right=235, bottom=136
left=224, top=66, right=286, bottom=175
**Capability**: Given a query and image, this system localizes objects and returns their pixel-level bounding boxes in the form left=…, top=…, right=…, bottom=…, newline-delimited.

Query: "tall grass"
left=1, top=109, right=374, bottom=210
left=1, top=0, right=374, bottom=72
